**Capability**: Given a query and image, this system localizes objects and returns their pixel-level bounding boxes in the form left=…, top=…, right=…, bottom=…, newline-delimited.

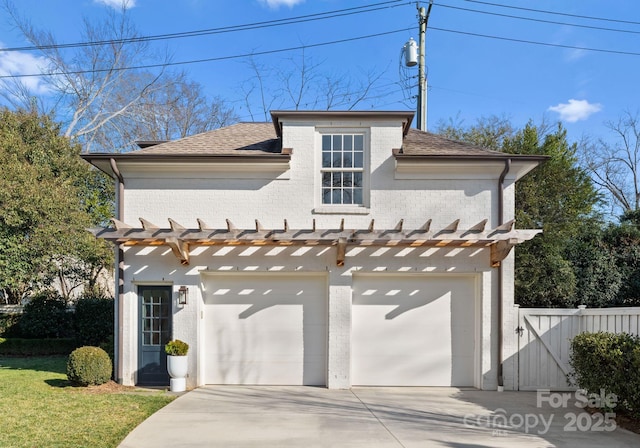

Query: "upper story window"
left=321, top=134, right=365, bottom=205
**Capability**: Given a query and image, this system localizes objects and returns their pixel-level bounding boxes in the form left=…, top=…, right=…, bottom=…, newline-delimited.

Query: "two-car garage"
left=202, top=273, right=477, bottom=387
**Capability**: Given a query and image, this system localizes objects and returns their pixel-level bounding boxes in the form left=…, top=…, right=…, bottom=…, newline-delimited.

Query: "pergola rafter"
left=89, top=218, right=541, bottom=267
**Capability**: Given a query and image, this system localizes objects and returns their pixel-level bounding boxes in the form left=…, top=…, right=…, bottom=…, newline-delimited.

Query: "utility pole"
left=417, top=1, right=433, bottom=131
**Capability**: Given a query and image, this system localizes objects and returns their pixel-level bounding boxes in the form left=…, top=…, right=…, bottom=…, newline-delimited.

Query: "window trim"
left=314, top=128, right=370, bottom=212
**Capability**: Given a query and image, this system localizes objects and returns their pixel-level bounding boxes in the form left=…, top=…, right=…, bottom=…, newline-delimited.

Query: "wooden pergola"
left=90, top=218, right=541, bottom=268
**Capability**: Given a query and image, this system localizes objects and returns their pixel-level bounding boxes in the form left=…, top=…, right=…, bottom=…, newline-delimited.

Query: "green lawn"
left=0, top=356, right=175, bottom=448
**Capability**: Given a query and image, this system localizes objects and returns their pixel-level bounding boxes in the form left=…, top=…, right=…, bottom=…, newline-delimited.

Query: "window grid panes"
left=141, top=290, right=170, bottom=346
left=321, top=134, right=364, bottom=205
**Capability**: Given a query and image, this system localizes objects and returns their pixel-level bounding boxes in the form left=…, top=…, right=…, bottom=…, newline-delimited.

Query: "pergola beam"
left=89, top=217, right=541, bottom=266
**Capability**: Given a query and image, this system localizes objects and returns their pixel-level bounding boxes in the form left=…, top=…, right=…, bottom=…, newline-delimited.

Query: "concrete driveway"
left=119, top=386, right=640, bottom=447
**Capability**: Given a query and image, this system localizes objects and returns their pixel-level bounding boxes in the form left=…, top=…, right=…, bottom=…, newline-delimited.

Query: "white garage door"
left=203, top=274, right=327, bottom=385
left=352, top=275, right=476, bottom=386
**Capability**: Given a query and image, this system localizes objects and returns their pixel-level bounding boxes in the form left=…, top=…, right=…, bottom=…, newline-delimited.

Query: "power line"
left=429, top=26, right=640, bottom=57
left=463, top=0, right=640, bottom=26
left=0, top=0, right=409, bottom=53
left=437, top=3, right=640, bottom=35
left=5, top=21, right=640, bottom=81
left=0, top=28, right=412, bottom=79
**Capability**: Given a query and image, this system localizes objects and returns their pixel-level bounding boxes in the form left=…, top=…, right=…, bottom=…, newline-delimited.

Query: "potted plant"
left=165, top=339, right=189, bottom=392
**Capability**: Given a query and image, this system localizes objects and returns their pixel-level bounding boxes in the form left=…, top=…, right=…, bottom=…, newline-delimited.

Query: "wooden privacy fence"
left=517, top=306, right=640, bottom=391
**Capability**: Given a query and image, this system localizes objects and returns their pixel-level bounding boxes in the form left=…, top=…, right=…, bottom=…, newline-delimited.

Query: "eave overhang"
left=81, top=152, right=292, bottom=178
left=89, top=217, right=541, bottom=267
left=392, top=150, right=549, bottom=181
left=271, top=110, right=415, bottom=137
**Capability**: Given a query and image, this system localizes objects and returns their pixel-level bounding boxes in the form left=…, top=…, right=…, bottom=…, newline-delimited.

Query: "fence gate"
left=517, top=308, right=581, bottom=391
left=517, top=307, right=640, bottom=391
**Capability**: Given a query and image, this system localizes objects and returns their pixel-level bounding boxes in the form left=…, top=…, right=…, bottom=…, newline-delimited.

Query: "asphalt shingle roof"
left=132, top=122, right=280, bottom=155
left=402, top=129, right=504, bottom=156
left=130, top=122, right=501, bottom=158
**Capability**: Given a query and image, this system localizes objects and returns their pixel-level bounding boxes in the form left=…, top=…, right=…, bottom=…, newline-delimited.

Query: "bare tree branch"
left=581, top=110, right=640, bottom=214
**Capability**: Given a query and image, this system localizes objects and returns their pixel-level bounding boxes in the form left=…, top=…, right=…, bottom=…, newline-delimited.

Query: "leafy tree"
left=505, top=124, right=601, bottom=307
left=602, top=217, right=640, bottom=306
left=437, top=118, right=602, bottom=307
left=563, top=226, right=622, bottom=308
left=0, top=108, right=113, bottom=303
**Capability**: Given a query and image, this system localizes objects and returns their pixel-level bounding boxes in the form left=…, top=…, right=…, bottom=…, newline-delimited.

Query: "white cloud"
left=565, top=48, right=587, bottom=62
left=94, top=0, right=136, bottom=9
left=0, top=47, right=51, bottom=95
left=547, top=99, right=602, bottom=123
left=259, top=0, right=305, bottom=8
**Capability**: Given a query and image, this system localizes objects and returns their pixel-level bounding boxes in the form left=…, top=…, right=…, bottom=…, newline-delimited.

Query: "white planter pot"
left=167, top=355, right=188, bottom=392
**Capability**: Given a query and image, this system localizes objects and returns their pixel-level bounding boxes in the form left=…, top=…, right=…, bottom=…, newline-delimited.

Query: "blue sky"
left=0, top=0, right=638, bottom=145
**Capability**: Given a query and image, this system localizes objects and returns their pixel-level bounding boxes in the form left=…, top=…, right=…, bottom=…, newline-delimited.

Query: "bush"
left=165, top=339, right=189, bottom=356
left=19, top=291, right=73, bottom=338
left=0, top=313, right=22, bottom=337
left=99, top=334, right=114, bottom=362
left=570, top=332, right=640, bottom=416
left=67, top=346, right=112, bottom=386
left=0, top=337, right=77, bottom=356
left=74, top=295, right=114, bottom=347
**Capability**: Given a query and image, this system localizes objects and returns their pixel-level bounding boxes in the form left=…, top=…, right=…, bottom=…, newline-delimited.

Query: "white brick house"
left=83, top=110, right=545, bottom=390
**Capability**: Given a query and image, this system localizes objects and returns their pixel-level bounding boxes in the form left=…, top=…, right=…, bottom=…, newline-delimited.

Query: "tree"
left=437, top=114, right=515, bottom=152
left=503, top=124, right=601, bottom=307
left=602, top=216, right=640, bottom=306
left=99, top=72, right=237, bottom=148
left=563, top=225, right=622, bottom=308
left=437, top=118, right=602, bottom=307
left=582, top=110, right=640, bottom=215
left=240, top=51, right=386, bottom=121
left=0, top=108, right=113, bottom=304
left=1, top=2, right=236, bottom=152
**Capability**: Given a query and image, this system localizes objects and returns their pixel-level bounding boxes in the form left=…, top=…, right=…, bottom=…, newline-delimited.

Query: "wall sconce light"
left=178, top=286, right=188, bottom=305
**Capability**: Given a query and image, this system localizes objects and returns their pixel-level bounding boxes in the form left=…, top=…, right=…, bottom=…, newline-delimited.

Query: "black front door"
left=137, top=285, right=171, bottom=386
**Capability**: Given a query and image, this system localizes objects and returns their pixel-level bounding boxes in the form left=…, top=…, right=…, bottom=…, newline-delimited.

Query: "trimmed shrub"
left=0, top=337, right=77, bottom=356
left=74, top=295, right=114, bottom=347
left=67, top=346, right=112, bottom=386
left=0, top=313, right=22, bottom=337
left=19, top=291, right=73, bottom=338
left=570, top=332, right=640, bottom=416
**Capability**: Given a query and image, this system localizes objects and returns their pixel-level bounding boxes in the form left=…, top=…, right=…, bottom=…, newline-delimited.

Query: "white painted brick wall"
left=118, top=117, right=520, bottom=390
